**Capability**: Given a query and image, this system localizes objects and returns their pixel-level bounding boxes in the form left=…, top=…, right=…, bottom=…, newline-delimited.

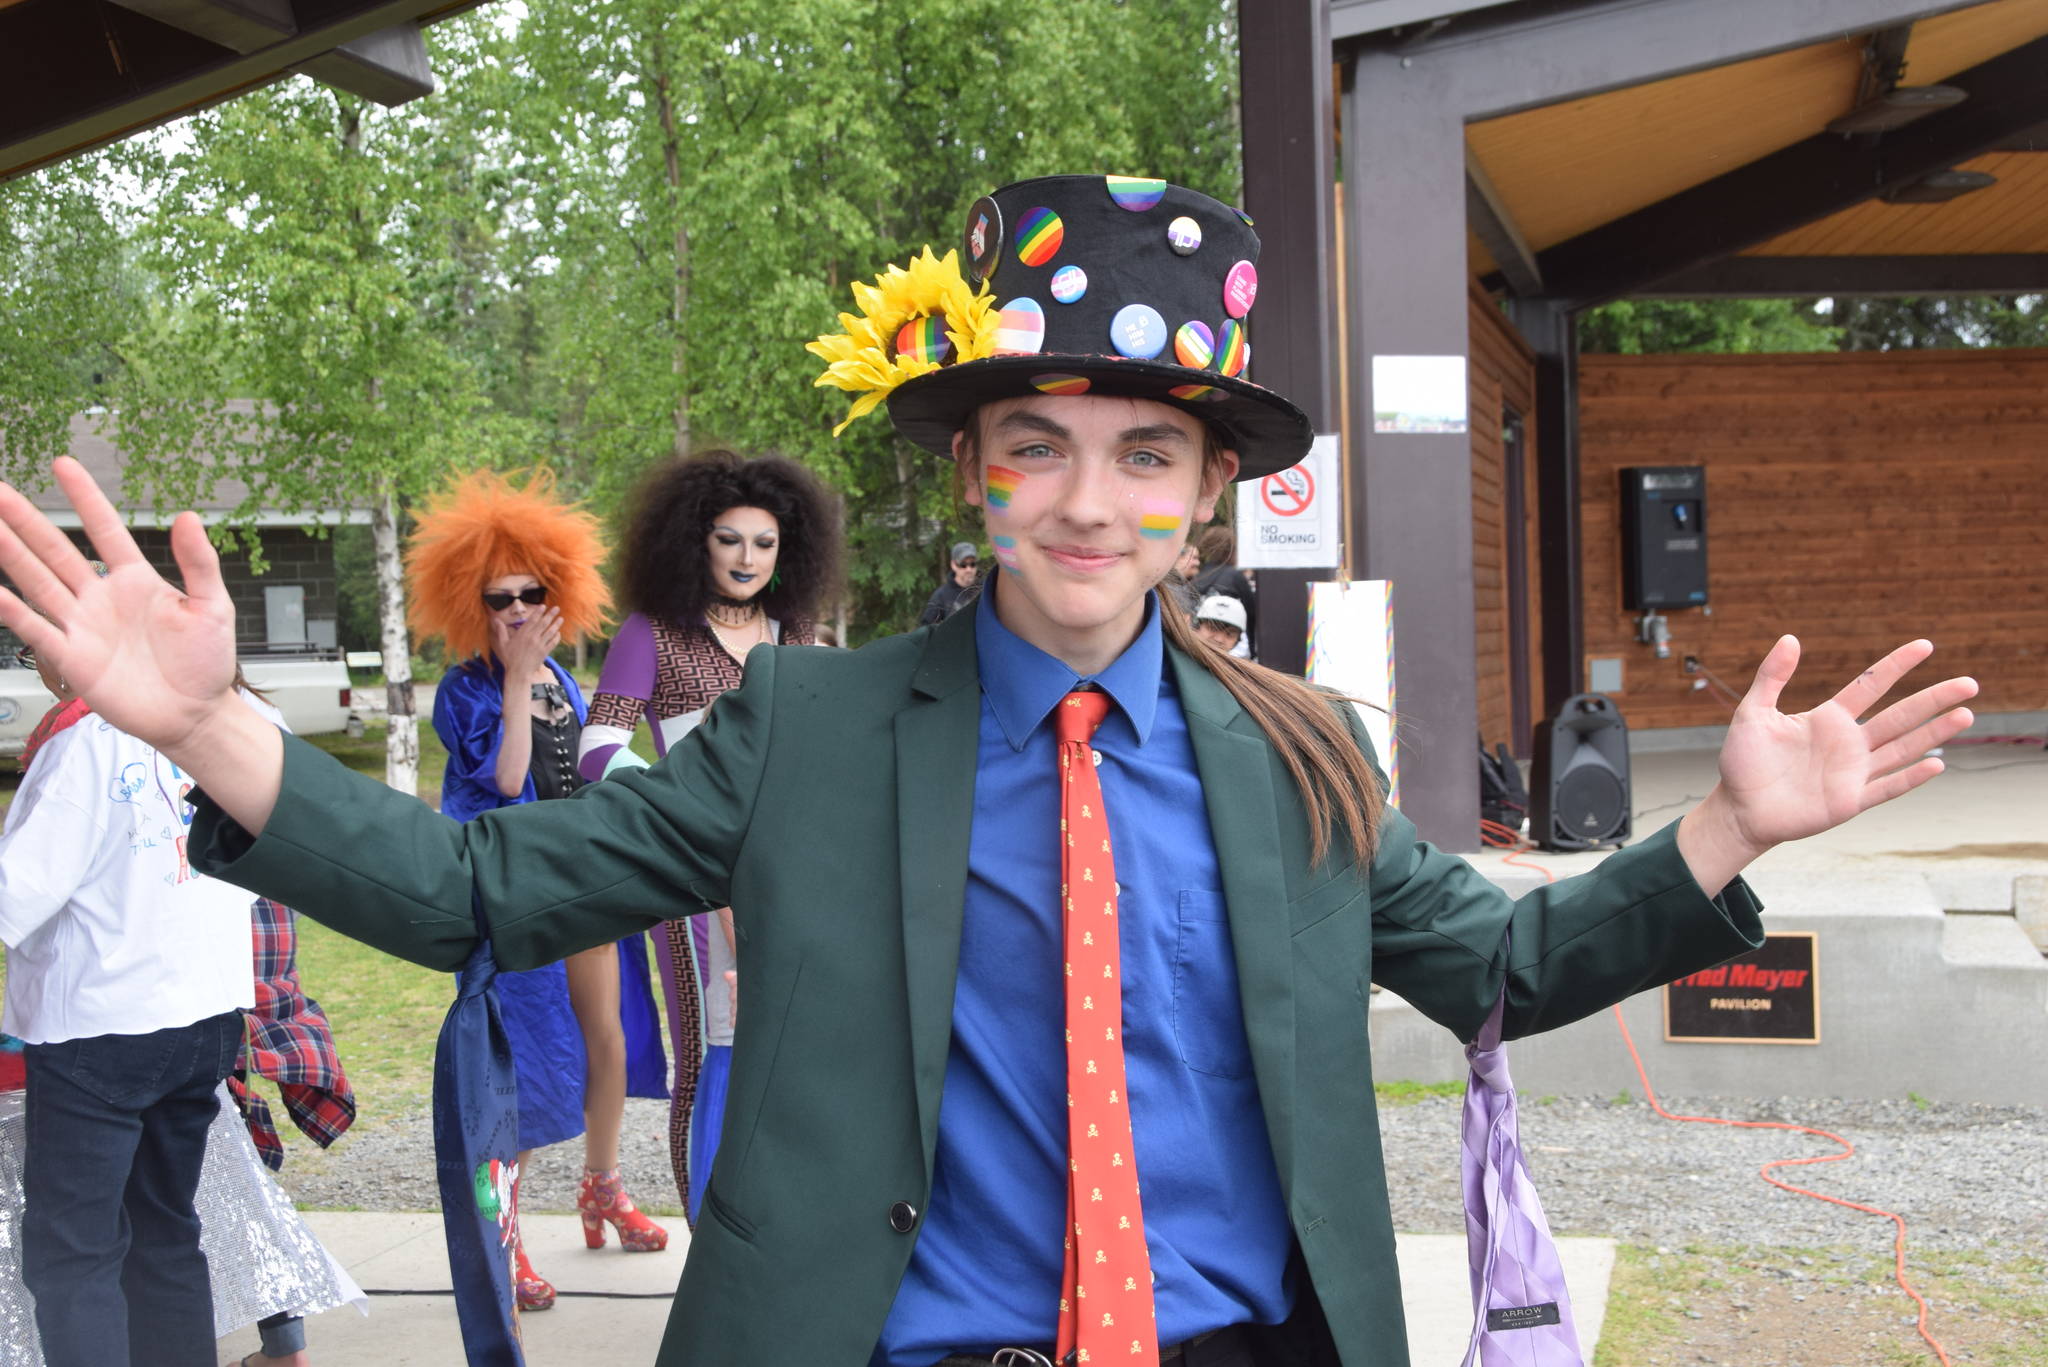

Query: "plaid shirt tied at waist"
left=230, top=896, right=356, bottom=1169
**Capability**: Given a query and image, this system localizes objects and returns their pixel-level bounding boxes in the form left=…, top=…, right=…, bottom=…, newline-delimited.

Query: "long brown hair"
left=1159, top=573, right=1384, bottom=868
left=963, top=409, right=1384, bottom=869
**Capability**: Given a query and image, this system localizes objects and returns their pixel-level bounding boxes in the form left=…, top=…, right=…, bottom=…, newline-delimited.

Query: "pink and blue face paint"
left=991, top=534, right=1021, bottom=572
left=1138, top=497, right=1185, bottom=539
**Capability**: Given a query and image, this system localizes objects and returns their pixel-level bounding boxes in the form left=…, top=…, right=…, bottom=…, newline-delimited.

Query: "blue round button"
left=1109, top=303, right=1168, bottom=359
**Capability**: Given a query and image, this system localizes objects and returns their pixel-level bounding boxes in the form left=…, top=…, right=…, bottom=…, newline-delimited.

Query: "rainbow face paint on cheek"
left=1138, top=497, right=1184, bottom=539
left=992, top=534, right=1021, bottom=571
left=985, top=466, right=1024, bottom=510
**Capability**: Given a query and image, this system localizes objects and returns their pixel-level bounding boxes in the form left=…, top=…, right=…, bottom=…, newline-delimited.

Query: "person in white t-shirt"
left=0, top=638, right=253, bottom=1367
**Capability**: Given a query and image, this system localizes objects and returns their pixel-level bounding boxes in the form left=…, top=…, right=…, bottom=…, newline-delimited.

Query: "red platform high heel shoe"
left=578, top=1167, right=669, bottom=1252
left=512, top=1231, right=555, bottom=1312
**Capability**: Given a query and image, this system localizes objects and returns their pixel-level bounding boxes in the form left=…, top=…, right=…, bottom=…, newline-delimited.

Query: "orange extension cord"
left=1476, top=815, right=1955, bottom=1364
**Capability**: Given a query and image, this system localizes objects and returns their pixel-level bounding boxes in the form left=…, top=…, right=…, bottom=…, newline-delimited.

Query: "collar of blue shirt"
left=972, top=573, right=1162, bottom=753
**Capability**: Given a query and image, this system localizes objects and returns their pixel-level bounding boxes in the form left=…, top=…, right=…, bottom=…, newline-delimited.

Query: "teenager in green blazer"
left=0, top=177, right=1977, bottom=1367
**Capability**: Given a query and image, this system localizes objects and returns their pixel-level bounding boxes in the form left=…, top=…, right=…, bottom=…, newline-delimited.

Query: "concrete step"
left=1942, top=910, right=2048, bottom=969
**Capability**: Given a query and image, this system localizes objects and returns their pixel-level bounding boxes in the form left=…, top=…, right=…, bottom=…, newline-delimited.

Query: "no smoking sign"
left=1237, top=436, right=1341, bottom=569
left=1260, top=466, right=1315, bottom=517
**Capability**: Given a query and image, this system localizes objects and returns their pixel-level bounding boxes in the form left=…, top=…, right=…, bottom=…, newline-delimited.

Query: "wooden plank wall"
left=1578, top=350, right=2048, bottom=729
left=1468, top=289, right=1542, bottom=754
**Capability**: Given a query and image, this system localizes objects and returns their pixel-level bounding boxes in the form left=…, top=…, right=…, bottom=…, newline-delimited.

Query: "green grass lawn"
left=302, top=718, right=454, bottom=802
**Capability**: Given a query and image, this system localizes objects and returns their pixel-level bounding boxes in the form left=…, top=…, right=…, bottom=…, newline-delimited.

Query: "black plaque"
left=1664, top=932, right=1818, bottom=1045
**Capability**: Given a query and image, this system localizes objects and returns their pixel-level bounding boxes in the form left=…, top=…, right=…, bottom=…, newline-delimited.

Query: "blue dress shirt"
left=876, top=581, right=1296, bottom=1366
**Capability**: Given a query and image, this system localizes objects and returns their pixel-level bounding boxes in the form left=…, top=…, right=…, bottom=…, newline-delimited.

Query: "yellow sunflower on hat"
left=807, top=246, right=998, bottom=435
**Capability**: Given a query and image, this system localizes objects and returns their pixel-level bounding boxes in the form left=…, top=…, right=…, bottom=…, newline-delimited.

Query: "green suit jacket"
left=192, top=606, right=1762, bottom=1365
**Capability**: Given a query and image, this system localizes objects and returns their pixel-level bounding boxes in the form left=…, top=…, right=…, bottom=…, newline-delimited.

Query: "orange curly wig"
left=405, top=469, right=611, bottom=663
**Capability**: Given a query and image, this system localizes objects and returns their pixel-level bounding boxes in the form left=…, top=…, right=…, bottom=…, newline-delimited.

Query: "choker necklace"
left=706, top=597, right=763, bottom=627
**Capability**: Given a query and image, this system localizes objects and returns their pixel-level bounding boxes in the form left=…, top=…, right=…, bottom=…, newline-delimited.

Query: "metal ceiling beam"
left=1505, top=35, right=2048, bottom=307
left=1466, top=146, right=1542, bottom=295
left=298, top=24, right=432, bottom=105
left=0, top=0, right=470, bottom=184
left=107, top=0, right=430, bottom=106
left=1346, top=0, right=1983, bottom=123
left=104, top=0, right=293, bottom=50
left=1329, top=0, right=1518, bottom=41
left=1637, top=254, right=2048, bottom=298
left=1991, top=120, right=2048, bottom=151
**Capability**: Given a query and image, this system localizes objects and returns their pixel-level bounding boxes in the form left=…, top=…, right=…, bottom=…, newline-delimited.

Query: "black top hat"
left=811, top=175, right=1312, bottom=482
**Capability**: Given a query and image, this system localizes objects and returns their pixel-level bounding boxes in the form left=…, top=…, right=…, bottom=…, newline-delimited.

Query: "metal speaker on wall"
left=1530, top=693, right=1631, bottom=851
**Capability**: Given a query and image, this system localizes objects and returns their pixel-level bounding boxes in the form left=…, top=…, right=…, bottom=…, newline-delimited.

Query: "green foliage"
left=110, top=74, right=521, bottom=532
left=330, top=525, right=382, bottom=653
left=1578, top=293, right=2048, bottom=357
left=3, top=1, right=1245, bottom=639
left=492, top=0, right=1243, bottom=637
left=0, top=154, right=151, bottom=479
left=1578, top=298, right=1839, bottom=355
left=1822, top=294, right=2048, bottom=350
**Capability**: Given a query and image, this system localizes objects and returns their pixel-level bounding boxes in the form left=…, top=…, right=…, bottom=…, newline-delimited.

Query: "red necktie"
left=1054, top=689, right=1158, bottom=1364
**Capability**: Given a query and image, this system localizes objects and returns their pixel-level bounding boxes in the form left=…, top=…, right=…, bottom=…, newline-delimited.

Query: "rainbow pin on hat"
left=807, top=175, right=1313, bottom=481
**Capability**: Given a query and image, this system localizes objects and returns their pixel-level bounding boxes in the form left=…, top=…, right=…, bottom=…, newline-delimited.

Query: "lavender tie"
left=1461, top=987, right=1585, bottom=1366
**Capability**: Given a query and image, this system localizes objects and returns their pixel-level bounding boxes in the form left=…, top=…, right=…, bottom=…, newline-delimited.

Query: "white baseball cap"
left=1194, top=594, right=1247, bottom=634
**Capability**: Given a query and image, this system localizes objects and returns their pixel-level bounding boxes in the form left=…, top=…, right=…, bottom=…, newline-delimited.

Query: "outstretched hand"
left=0, top=458, right=239, bottom=752
left=1679, top=636, right=1977, bottom=894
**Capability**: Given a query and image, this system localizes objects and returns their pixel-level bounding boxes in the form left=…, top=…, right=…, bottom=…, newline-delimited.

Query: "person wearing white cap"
left=1192, top=593, right=1248, bottom=655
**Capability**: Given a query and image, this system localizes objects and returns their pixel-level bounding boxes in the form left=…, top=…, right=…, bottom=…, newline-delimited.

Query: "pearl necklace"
left=707, top=612, right=769, bottom=661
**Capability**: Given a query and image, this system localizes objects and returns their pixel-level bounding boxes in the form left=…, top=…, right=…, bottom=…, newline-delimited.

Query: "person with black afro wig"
left=576, top=448, right=841, bottom=1223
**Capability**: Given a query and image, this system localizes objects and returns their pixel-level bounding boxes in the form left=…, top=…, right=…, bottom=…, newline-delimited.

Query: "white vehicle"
left=0, top=651, right=353, bottom=757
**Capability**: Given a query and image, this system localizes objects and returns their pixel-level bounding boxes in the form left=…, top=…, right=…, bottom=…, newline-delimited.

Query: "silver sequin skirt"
left=0, top=1086, right=366, bottom=1363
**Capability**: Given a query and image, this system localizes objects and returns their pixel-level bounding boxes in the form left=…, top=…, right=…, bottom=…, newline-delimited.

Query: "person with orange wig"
left=406, top=469, right=669, bottom=1315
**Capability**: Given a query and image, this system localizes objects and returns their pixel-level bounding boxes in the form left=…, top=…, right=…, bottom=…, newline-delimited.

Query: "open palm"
left=1716, top=635, right=1977, bottom=852
left=0, top=458, right=239, bottom=751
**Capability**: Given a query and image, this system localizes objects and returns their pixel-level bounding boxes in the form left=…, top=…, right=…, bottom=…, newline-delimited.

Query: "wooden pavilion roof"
left=1453, top=0, right=2048, bottom=297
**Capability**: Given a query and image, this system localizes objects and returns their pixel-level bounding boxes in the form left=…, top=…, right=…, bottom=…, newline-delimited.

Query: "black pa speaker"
left=1530, top=693, right=1631, bottom=851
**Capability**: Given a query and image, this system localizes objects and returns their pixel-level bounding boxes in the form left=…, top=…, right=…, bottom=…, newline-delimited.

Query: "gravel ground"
left=1378, top=1092, right=2048, bottom=1254
left=279, top=1090, right=2048, bottom=1260
left=277, top=1096, right=687, bottom=1216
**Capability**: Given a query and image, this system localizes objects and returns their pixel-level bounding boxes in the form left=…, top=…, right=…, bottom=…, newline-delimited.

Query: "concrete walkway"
left=216, top=1213, right=1613, bottom=1365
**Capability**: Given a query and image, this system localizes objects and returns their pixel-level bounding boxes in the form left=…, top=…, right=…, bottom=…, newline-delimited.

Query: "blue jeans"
left=22, top=1010, right=244, bottom=1367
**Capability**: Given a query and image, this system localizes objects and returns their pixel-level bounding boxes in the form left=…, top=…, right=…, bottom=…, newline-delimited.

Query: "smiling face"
left=955, top=393, right=1238, bottom=673
left=706, top=506, right=781, bottom=601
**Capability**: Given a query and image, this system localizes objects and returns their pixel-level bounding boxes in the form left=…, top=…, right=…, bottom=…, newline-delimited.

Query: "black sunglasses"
left=481, top=586, right=549, bottom=611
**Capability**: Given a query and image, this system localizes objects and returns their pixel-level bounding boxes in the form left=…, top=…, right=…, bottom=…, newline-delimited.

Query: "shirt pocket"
left=1171, top=890, right=1254, bottom=1080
